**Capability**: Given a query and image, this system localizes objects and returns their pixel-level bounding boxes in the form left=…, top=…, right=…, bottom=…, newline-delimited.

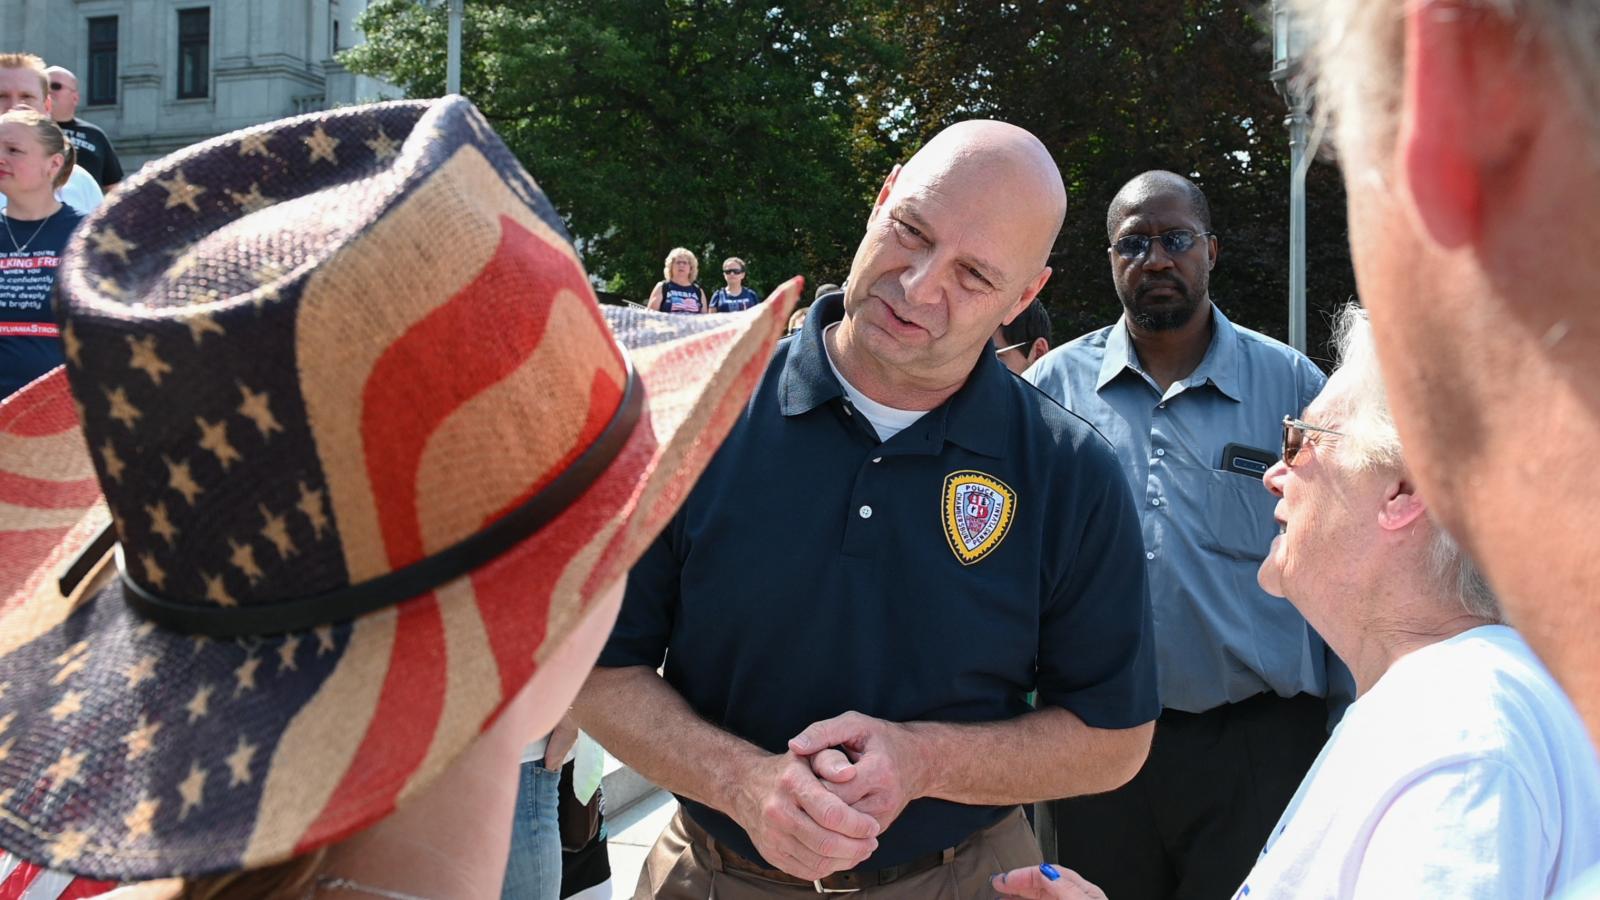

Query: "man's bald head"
left=893, top=120, right=1067, bottom=271
left=1106, top=170, right=1211, bottom=242
left=45, top=65, right=77, bottom=121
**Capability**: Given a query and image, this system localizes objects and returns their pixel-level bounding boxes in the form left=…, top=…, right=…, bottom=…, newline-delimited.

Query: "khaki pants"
left=635, top=807, right=1041, bottom=899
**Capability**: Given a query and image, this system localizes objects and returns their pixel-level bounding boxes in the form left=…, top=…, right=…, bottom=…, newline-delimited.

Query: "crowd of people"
left=4, top=1, right=1600, bottom=897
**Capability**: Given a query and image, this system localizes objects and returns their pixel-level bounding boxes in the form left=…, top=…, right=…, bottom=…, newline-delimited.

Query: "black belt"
left=683, top=812, right=955, bottom=893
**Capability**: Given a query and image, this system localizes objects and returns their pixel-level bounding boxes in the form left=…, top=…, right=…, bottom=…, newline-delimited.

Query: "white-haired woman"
left=995, top=305, right=1600, bottom=900
left=646, top=247, right=708, bottom=314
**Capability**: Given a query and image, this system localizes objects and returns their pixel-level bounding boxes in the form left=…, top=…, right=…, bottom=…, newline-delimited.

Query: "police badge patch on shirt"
left=942, top=470, right=1016, bottom=565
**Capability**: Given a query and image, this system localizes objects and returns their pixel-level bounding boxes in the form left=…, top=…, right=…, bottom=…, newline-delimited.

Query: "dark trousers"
left=1051, top=693, right=1329, bottom=900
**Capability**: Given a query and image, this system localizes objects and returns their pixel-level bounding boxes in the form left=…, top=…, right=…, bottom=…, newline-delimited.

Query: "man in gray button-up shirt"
left=1025, top=170, right=1352, bottom=900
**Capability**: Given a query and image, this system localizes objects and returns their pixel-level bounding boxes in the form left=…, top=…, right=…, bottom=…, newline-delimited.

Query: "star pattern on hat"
left=259, top=504, right=297, bottom=559
left=304, top=125, right=341, bottom=165
left=96, top=276, right=126, bottom=299
left=157, top=168, right=207, bottom=213
left=124, top=793, right=160, bottom=840
left=123, top=652, right=160, bottom=689
left=0, top=711, right=13, bottom=735
left=203, top=571, right=236, bottom=608
left=229, top=538, right=263, bottom=585
left=298, top=481, right=329, bottom=538
left=225, top=736, right=259, bottom=787
left=126, top=335, right=172, bottom=386
left=238, top=132, right=275, bottom=159
left=233, top=654, right=261, bottom=696
left=43, top=747, right=88, bottom=789
left=238, top=383, right=283, bottom=440
left=186, top=312, right=225, bottom=344
left=50, top=642, right=90, bottom=685
left=104, top=386, right=142, bottom=430
left=227, top=182, right=274, bottom=214
left=365, top=127, right=399, bottom=162
left=165, top=456, right=204, bottom=506
left=137, top=552, right=167, bottom=591
left=45, top=826, right=88, bottom=867
left=185, top=683, right=213, bottom=723
left=91, top=227, right=136, bottom=264
left=146, top=500, right=178, bottom=546
left=197, top=416, right=242, bottom=471
left=101, top=440, right=127, bottom=484
left=314, top=625, right=335, bottom=656
left=47, top=689, right=84, bottom=722
left=121, top=714, right=162, bottom=761
left=277, top=634, right=301, bottom=672
left=62, top=323, right=82, bottom=366
left=177, top=761, right=207, bottom=820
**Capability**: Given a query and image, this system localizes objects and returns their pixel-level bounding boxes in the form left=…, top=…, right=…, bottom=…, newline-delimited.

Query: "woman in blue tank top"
left=647, top=247, right=708, bottom=314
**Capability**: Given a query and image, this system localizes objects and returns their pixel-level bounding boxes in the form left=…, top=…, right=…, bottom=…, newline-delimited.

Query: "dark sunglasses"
left=1281, top=416, right=1344, bottom=467
left=722, top=268, right=744, bottom=275
left=1111, top=229, right=1214, bottom=261
left=49, top=82, right=63, bottom=91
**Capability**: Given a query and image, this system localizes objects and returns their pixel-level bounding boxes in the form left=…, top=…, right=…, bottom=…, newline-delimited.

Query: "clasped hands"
left=730, top=711, right=923, bottom=881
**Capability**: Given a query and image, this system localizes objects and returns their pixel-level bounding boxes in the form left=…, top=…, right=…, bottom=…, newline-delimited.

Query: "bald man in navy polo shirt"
left=576, top=121, right=1158, bottom=899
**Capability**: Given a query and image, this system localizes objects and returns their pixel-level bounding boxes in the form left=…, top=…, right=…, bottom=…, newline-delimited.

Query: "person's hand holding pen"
left=991, top=863, right=1108, bottom=899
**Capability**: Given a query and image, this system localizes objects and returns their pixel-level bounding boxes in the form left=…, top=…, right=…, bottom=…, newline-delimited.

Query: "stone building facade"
left=3, top=0, right=401, bottom=170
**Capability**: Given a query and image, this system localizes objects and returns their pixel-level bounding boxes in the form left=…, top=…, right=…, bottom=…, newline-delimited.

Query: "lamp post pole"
left=1270, top=1, right=1309, bottom=353
left=446, top=0, right=463, bottom=95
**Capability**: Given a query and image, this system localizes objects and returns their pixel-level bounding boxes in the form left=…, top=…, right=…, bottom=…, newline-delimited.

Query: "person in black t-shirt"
left=0, top=108, right=84, bottom=397
left=46, top=66, right=123, bottom=188
left=710, top=256, right=761, bottom=312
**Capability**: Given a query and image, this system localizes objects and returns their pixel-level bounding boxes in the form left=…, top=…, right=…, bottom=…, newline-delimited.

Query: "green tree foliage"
left=342, top=0, right=891, bottom=299
left=345, top=1, right=1353, bottom=360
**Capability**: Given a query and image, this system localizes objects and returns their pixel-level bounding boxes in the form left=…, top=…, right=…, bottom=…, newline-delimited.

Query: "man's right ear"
left=872, top=165, right=902, bottom=215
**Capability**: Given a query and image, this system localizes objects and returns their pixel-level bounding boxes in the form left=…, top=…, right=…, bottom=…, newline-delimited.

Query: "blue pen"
left=1040, top=863, right=1061, bottom=882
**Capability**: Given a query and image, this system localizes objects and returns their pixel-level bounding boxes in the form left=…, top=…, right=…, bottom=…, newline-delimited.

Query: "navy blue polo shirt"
left=599, top=293, right=1158, bottom=870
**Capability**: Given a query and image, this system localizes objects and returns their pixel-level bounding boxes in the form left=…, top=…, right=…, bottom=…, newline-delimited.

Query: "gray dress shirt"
left=1025, top=305, right=1353, bottom=715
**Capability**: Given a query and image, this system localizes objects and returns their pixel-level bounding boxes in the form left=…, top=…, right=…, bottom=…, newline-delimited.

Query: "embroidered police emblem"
left=942, top=470, right=1016, bottom=565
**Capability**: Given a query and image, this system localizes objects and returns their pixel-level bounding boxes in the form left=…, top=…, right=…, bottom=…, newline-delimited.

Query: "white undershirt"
left=822, top=323, right=927, bottom=441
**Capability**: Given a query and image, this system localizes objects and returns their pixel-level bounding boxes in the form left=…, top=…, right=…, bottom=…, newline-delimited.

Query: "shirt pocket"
left=1196, top=467, right=1280, bottom=563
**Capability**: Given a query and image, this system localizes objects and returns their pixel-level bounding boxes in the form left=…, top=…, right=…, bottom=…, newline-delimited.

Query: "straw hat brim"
left=0, top=283, right=797, bottom=880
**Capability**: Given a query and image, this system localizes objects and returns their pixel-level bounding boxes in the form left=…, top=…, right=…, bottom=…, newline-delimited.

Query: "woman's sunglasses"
left=722, top=268, right=744, bottom=275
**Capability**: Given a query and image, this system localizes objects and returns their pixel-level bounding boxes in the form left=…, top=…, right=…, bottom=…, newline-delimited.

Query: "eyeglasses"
left=49, top=82, right=63, bottom=91
left=722, top=268, right=744, bottom=275
left=1282, top=416, right=1344, bottom=467
left=994, top=340, right=1028, bottom=356
left=1111, top=229, right=1214, bottom=261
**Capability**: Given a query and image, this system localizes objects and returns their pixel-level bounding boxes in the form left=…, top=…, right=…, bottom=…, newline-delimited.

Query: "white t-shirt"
left=822, top=323, right=926, bottom=441
left=1234, top=625, right=1600, bottom=899
left=0, top=166, right=102, bottom=216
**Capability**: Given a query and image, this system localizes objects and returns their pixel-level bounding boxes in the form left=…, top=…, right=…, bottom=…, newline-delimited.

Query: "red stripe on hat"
left=0, top=528, right=72, bottom=608
left=0, top=370, right=75, bottom=438
left=360, top=216, right=591, bottom=570
left=0, top=471, right=99, bottom=510
left=470, top=370, right=623, bottom=699
left=294, top=593, right=448, bottom=853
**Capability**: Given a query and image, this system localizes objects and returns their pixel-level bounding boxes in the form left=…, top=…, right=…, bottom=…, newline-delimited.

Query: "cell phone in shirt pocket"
left=1220, top=443, right=1278, bottom=479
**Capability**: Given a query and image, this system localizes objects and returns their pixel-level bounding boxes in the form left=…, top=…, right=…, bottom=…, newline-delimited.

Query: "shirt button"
left=1155, top=449, right=1165, bottom=457
left=1158, top=403, right=1166, bottom=409
left=859, top=505, right=873, bottom=519
left=872, top=457, right=882, bottom=463
left=1151, top=498, right=1161, bottom=507
left=1146, top=551, right=1156, bottom=560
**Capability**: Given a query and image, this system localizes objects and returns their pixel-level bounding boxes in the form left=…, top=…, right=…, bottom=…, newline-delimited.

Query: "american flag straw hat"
left=0, top=95, right=797, bottom=881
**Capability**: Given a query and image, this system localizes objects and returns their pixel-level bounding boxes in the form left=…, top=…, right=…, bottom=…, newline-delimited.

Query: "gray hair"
left=1291, top=0, right=1600, bottom=155
left=1329, top=304, right=1503, bottom=623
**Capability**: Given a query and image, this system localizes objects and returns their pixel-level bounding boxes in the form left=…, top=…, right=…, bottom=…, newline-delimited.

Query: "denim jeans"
left=501, top=759, right=563, bottom=900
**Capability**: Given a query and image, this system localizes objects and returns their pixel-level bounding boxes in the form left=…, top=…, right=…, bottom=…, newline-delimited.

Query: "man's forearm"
left=906, top=707, right=1152, bottom=806
left=572, top=665, right=765, bottom=814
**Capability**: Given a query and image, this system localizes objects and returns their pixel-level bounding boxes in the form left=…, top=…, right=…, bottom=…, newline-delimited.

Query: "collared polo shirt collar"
left=777, top=292, right=1010, bottom=457
left=1095, top=303, right=1245, bottom=402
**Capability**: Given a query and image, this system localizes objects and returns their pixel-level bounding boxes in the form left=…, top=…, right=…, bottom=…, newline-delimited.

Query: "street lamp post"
left=1270, top=1, right=1310, bottom=353
left=446, top=0, right=463, bottom=95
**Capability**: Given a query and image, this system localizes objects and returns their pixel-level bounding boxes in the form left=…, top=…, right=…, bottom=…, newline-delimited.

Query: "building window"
left=86, top=16, right=117, bottom=106
left=177, top=7, right=210, bottom=99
